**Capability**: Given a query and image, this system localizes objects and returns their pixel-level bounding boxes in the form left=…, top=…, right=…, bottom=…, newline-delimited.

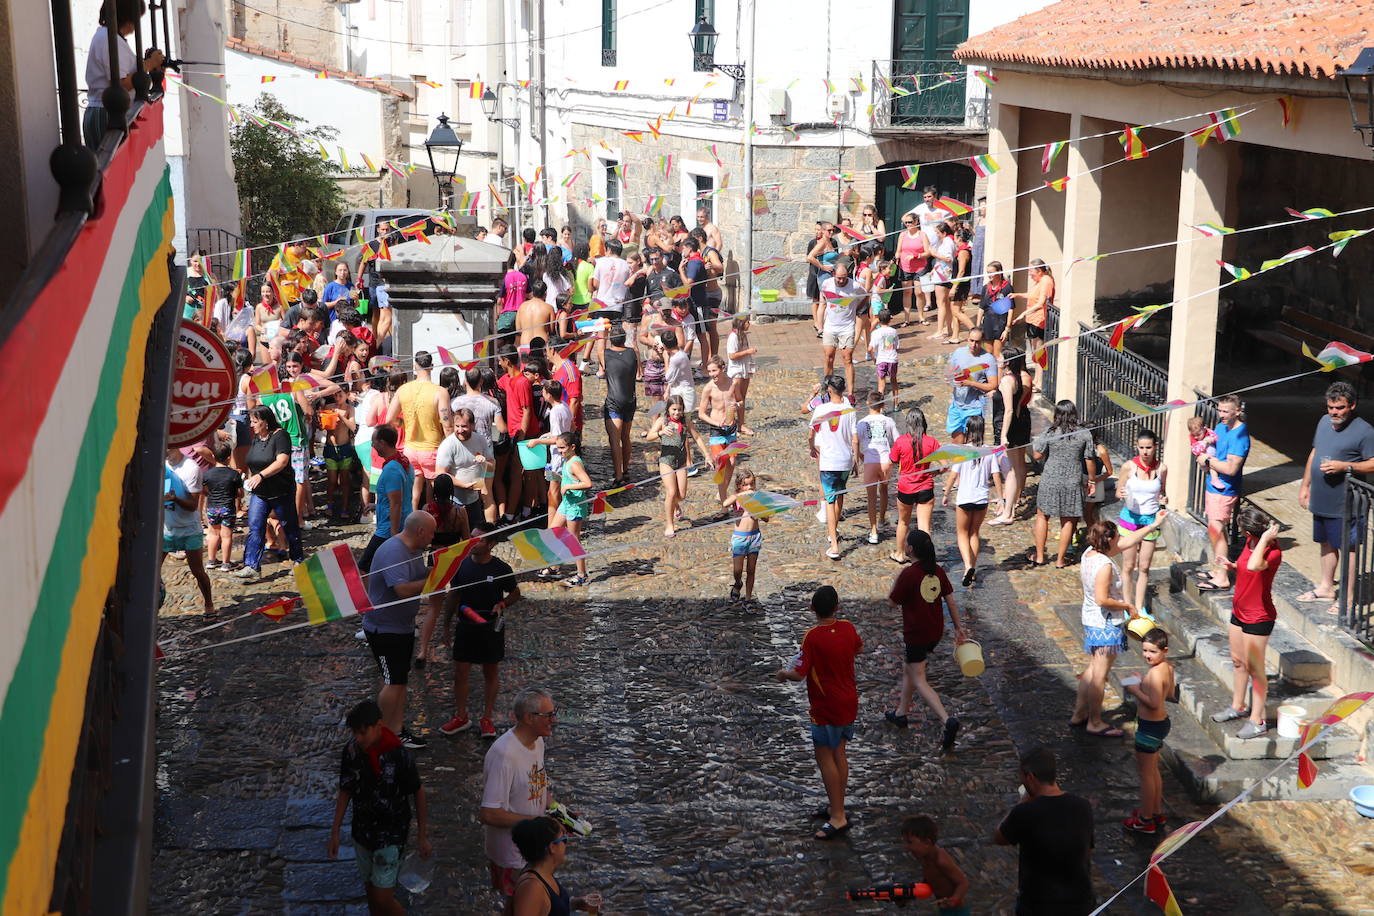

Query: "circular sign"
left=919, top=575, right=942, bottom=602
left=168, top=319, right=235, bottom=446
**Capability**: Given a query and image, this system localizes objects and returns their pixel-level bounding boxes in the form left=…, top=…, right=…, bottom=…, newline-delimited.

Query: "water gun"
left=546, top=800, right=592, bottom=837
left=846, top=883, right=933, bottom=903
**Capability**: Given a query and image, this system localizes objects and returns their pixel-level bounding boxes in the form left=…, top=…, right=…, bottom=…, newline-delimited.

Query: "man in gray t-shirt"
left=1299, top=381, right=1374, bottom=606
left=362, top=511, right=435, bottom=744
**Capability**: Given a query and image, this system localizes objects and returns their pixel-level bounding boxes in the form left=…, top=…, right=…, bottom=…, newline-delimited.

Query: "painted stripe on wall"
left=0, top=176, right=174, bottom=915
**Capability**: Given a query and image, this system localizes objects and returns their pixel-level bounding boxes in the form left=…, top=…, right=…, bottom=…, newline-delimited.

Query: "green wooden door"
left=890, top=0, right=968, bottom=125
left=876, top=161, right=976, bottom=251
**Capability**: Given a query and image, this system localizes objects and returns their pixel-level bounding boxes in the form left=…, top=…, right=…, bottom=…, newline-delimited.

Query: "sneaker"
left=1152, top=814, right=1167, bottom=830
left=686, top=465, right=700, bottom=477
left=354, top=629, right=366, bottom=640
left=1123, top=813, right=1157, bottom=834
left=866, top=530, right=879, bottom=545
left=234, top=566, right=260, bottom=580
left=204, top=561, right=220, bottom=570
left=1210, top=706, right=1249, bottom=723
left=399, top=730, right=427, bottom=750
left=479, top=717, right=497, bottom=738
left=940, top=716, right=961, bottom=752
left=884, top=711, right=909, bottom=728
left=1237, top=720, right=1268, bottom=740
left=439, top=716, right=471, bottom=735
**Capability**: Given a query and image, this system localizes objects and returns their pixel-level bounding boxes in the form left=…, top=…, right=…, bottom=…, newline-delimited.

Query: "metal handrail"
left=1075, top=321, right=1167, bottom=459
left=1338, top=475, right=1374, bottom=647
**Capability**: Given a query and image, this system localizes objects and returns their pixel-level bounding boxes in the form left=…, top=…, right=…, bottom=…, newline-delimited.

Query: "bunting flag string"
left=1045, top=177, right=1070, bottom=192
left=900, top=165, right=920, bottom=189
left=1119, top=125, right=1149, bottom=159
left=969, top=154, right=1000, bottom=177
left=1041, top=140, right=1066, bottom=173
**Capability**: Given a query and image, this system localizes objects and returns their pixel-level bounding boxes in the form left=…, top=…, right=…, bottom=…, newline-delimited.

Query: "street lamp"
left=1337, top=48, right=1374, bottom=154
left=480, top=85, right=520, bottom=130
left=688, top=16, right=744, bottom=89
left=425, top=113, right=463, bottom=210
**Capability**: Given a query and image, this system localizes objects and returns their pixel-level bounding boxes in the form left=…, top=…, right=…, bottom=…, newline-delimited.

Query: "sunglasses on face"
left=551, top=836, right=569, bottom=846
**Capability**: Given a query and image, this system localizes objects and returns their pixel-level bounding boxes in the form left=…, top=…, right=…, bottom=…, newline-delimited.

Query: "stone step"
left=1168, top=562, right=1331, bottom=688
left=1048, top=602, right=1373, bottom=802
left=1143, top=586, right=1358, bottom=760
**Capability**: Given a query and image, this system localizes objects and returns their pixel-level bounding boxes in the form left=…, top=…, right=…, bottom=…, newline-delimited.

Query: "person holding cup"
left=509, top=815, right=602, bottom=915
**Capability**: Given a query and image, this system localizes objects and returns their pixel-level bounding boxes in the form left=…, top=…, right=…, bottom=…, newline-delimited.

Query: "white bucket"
left=1276, top=704, right=1306, bottom=739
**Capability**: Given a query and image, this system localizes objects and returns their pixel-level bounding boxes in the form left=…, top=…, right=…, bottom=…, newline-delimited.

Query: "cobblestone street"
left=153, top=320, right=1374, bottom=914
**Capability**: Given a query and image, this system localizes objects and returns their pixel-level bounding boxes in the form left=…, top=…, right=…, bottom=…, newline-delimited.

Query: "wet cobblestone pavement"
left=154, top=320, right=1374, bottom=914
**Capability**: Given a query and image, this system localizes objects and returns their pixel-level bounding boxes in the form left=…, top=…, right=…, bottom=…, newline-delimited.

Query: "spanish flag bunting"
left=253, top=597, right=296, bottom=622
left=936, top=196, right=972, bottom=216
left=489, top=183, right=506, bottom=208
left=316, top=70, right=329, bottom=79
left=752, top=256, right=788, bottom=274
left=1031, top=347, right=1049, bottom=369
left=1217, top=260, right=1251, bottom=281
left=663, top=78, right=676, bottom=86
left=558, top=338, right=589, bottom=360
left=469, top=80, right=484, bottom=99
left=666, top=105, right=678, bottom=121
left=590, top=492, right=612, bottom=515
left=1107, top=315, right=1140, bottom=351
left=1045, top=177, right=1070, bottom=192
left=613, top=79, right=629, bottom=91
left=621, top=130, right=645, bottom=142
left=517, top=79, right=530, bottom=89
left=661, top=282, right=691, bottom=300
left=969, top=154, right=1000, bottom=177
left=318, top=248, right=345, bottom=260
left=246, top=363, right=280, bottom=396
left=974, top=69, right=998, bottom=87
left=420, top=79, right=442, bottom=88
left=1145, top=867, right=1183, bottom=916
left=260, top=75, right=277, bottom=83
left=647, top=115, right=663, bottom=139
left=474, top=338, right=489, bottom=360
left=1284, top=206, right=1336, bottom=220
left=1042, top=140, right=1066, bottom=173
left=565, top=147, right=590, bottom=159
left=1119, top=125, right=1148, bottom=159
left=375, top=238, right=391, bottom=261
left=900, top=165, right=920, bottom=189
left=1295, top=691, right=1374, bottom=786
left=423, top=538, right=478, bottom=593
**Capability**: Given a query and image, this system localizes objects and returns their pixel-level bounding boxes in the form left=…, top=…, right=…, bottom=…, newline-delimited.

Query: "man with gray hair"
left=363, top=510, right=436, bottom=748
left=479, top=688, right=557, bottom=897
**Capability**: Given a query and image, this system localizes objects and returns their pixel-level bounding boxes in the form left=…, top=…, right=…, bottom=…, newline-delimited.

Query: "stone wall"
left=234, top=0, right=341, bottom=69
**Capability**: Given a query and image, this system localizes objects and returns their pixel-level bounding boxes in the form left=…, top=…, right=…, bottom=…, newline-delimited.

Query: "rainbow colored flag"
left=1118, top=126, right=1148, bottom=160
left=260, top=75, right=276, bottom=84
left=969, top=154, right=1000, bottom=178
left=253, top=597, right=296, bottom=622
left=1329, top=228, right=1373, bottom=257
left=936, top=196, right=972, bottom=216
left=424, top=538, right=478, bottom=594
left=899, top=165, right=920, bottom=189
left=974, top=69, right=998, bottom=87
left=1284, top=206, right=1336, bottom=220
left=1303, top=341, right=1373, bottom=371
left=1259, top=246, right=1315, bottom=272
left=1216, top=260, right=1251, bottom=281
left=510, top=528, right=586, bottom=567
left=658, top=154, right=673, bottom=177
left=1191, top=223, right=1234, bottom=237
left=1041, top=141, right=1066, bottom=173
left=737, top=490, right=801, bottom=518
left=246, top=364, right=280, bottom=396
left=295, top=544, right=372, bottom=625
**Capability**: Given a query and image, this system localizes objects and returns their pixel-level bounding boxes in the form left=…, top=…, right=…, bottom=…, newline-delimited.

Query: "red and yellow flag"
left=246, top=363, right=280, bottom=396
left=424, top=538, right=478, bottom=594
left=1297, top=691, right=1373, bottom=788
left=1119, top=125, right=1149, bottom=160
left=253, top=597, right=297, bottom=622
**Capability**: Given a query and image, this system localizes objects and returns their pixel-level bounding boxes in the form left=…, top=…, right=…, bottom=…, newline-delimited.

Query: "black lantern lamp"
left=425, top=113, right=463, bottom=209
left=1337, top=48, right=1374, bottom=153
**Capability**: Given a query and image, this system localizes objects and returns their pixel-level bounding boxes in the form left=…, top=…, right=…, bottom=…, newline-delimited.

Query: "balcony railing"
left=871, top=59, right=985, bottom=130
left=1075, top=321, right=1168, bottom=459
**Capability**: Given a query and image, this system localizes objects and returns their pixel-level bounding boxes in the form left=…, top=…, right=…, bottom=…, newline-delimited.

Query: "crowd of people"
left=161, top=186, right=1372, bottom=915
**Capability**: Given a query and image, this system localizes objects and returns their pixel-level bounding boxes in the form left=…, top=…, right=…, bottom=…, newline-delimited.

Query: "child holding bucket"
left=885, top=528, right=971, bottom=753
left=1122, top=627, right=1176, bottom=834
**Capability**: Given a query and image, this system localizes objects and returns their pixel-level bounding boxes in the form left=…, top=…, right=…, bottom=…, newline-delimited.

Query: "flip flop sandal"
left=1294, top=590, right=1336, bottom=602
left=1196, top=581, right=1231, bottom=592
left=1085, top=726, right=1124, bottom=738
left=814, top=822, right=852, bottom=841
left=729, top=585, right=741, bottom=601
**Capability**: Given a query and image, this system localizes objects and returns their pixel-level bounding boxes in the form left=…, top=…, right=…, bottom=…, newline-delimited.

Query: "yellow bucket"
left=954, top=640, right=985, bottom=677
left=1127, top=617, right=1156, bottom=640
left=759, top=289, right=779, bottom=303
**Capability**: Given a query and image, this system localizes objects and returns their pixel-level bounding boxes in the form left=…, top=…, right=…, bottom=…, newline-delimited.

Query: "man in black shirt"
left=329, top=699, right=430, bottom=912
left=439, top=525, right=521, bottom=740
left=994, top=746, right=1095, bottom=915
left=642, top=249, right=681, bottom=304
left=603, top=330, right=639, bottom=485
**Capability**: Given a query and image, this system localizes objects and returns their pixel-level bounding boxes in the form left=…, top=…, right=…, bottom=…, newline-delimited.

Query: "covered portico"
left=955, top=0, right=1374, bottom=514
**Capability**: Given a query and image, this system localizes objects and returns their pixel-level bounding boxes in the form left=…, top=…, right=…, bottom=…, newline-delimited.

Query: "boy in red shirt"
left=774, top=585, right=862, bottom=840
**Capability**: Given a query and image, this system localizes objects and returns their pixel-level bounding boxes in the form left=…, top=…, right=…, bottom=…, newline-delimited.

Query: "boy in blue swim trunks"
left=724, top=469, right=767, bottom=600
left=1122, top=628, right=1175, bottom=835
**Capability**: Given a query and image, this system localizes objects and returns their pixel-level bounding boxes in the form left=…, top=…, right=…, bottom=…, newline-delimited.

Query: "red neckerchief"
left=686, top=252, right=704, bottom=265
left=386, top=452, right=412, bottom=474
left=365, top=727, right=403, bottom=774
left=1132, top=455, right=1158, bottom=472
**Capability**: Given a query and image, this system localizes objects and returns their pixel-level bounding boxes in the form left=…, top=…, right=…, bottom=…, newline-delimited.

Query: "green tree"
left=230, top=93, right=344, bottom=245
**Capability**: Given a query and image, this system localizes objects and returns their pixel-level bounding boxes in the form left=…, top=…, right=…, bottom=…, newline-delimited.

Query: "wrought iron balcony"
left=870, top=59, right=988, bottom=131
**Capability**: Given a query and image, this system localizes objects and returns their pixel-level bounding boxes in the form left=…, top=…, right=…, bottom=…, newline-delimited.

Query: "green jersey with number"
left=262, top=392, right=305, bottom=447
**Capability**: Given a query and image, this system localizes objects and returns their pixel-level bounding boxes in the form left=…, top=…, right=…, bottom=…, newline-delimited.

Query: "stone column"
left=1163, top=138, right=1232, bottom=507
left=1054, top=114, right=1109, bottom=402
left=984, top=103, right=1019, bottom=269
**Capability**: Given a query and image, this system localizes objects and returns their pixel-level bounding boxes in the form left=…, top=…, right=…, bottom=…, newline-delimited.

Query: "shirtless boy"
left=697, top=355, right=739, bottom=501
left=1122, top=628, right=1176, bottom=835
left=901, top=815, right=971, bottom=916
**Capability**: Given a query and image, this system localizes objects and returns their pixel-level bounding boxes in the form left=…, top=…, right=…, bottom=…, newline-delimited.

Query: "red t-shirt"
left=1232, top=540, right=1281, bottom=624
left=797, top=619, right=862, bottom=726
left=890, top=563, right=953, bottom=646
left=497, top=372, right=535, bottom=438
left=552, top=359, right=583, bottom=430
left=890, top=434, right=941, bottom=494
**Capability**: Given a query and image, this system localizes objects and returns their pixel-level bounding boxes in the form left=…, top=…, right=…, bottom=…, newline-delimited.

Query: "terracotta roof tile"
left=225, top=37, right=413, bottom=99
left=955, top=0, right=1372, bottom=81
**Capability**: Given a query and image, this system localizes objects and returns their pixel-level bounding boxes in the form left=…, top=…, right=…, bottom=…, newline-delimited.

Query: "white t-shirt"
left=164, top=457, right=203, bottom=536
left=930, top=236, right=956, bottom=283
left=726, top=330, right=754, bottom=379
left=592, top=256, right=631, bottom=311
left=910, top=201, right=949, bottom=247
left=952, top=451, right=1010, bottom=505
left=819, top=277, right=863, bottom=334
left=481, top=729, right=549, bottom=869
left=857, top=414, right=898, bottom=465
left=86, top=28, right=138, bottom=105
left=435, top=430, right=492, bottom=504
left=664, top=350, right=693, bottom=391
left=545, top=401, right=572, bottom=472
left=544, top=271, right=571, bottom=304
left=870, top=325, right=899, bottom=364
left=810, top=401, right=857, bottom=472
left=1080, top=548, right=1124, bottom=630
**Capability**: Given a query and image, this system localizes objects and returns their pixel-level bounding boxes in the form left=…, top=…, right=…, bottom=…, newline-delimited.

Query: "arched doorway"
left=875, top=160, right=975, bottom=246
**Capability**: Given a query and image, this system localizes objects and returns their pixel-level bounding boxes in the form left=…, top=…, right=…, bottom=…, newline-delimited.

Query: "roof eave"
left=953, top=55, right=1347, bottom=98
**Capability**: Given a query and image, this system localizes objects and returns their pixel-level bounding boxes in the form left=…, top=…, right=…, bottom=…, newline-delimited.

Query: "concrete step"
left=1145, top=586, right=1358, bottom=760
left=1048, top=602, right=1373, bottom=801
left=1169, top=562, right=1331, bottom=688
